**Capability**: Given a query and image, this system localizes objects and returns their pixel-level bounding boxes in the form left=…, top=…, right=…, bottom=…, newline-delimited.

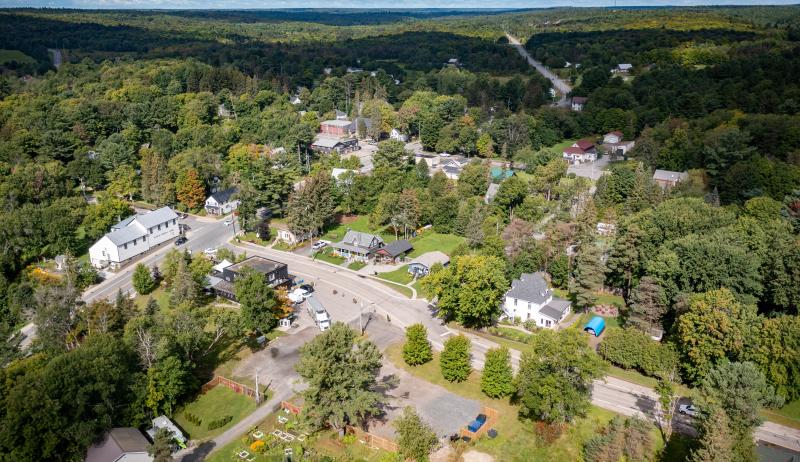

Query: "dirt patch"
left=462, top=450, right=494, bottom=462
left=339, top=214, right=360, bottom=224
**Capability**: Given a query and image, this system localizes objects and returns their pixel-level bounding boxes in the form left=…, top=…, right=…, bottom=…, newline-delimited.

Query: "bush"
left=402, top=324, right=433, bottom=366
left=534, top=422, right=564, bottom=444
left=598, top=327, right=679, bottom=379
left=440, top=335, right=471, bottom=382
left=206, top=415, right=233, bottom=430
left=523, top=320, right=539, bottom=332
left=184, top=412, right=202, bottom=427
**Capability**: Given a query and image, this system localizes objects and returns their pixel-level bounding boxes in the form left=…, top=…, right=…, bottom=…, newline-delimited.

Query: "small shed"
left=583, top=316, right=606, bottom=337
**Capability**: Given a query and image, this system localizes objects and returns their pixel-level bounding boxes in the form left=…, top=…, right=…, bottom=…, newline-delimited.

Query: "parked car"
left=299, top=284, right=314, bottom=294
left=289, top=286, right=313, bottom=303
left=679, top=404, right=700, bottom=418
left=175, top=236, right=188, bottom=246
left=204, top=247, right=217, bottom=256
left=223, top=217, right=233, bottom=226
left=311, top=240, right=329, bottom=251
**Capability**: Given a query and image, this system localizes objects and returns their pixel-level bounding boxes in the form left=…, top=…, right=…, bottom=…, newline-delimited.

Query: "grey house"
left=85, top=428, right=152, bottom=462
left=332, top=230, right=385, bottom=262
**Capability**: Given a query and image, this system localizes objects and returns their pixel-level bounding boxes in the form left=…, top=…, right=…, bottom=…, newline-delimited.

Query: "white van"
left=306, top=295, right=331, bottom=331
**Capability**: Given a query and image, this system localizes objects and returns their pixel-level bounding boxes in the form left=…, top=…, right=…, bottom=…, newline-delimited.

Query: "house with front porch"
left=332, top=230, right=385, bottom=262
left=503, top=272, right=571, bottom=328
left=372, top=239, right=412, bottom=264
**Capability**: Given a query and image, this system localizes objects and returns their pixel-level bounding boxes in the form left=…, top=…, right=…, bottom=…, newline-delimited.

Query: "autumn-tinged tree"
left=175, top=168, right=205, bottom=210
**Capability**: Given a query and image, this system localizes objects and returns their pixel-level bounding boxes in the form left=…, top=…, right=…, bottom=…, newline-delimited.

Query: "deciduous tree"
left=175, top=168, right=205, bottom=210
left=394, top=407, right=438, bottom=462
left=440, top=335, right=471, bottom=383
left=481, top=347, right=515, bottom=398
left=132, top=263, right=156, bottom=295
left=402, top=324, right=432, bottom=366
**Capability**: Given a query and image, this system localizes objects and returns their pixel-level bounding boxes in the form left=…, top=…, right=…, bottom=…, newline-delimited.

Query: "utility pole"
left=254, top=367, right=261, bottom=404
left=359, top=302, right=364, bottom=335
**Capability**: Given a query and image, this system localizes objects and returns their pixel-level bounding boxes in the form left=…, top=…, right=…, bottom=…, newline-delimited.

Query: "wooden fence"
left=200, top=376, right=259, bottom=400
left=346, top=425, right=399, bottom=452
left=280, top=401, right=302, bottom=415
left=459, top=406, right=499, bottom=440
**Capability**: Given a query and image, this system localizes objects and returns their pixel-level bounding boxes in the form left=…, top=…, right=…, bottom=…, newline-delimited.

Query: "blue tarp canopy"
left=584, top=316, right=606, bottom=337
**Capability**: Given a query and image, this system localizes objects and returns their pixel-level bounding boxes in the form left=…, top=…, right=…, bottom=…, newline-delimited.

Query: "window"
left=514, top=298, right=518, bottom=306
left=546, top=320, right=552, bottom=327
left=149, top=228, right=153, bottom=234
left=158, top=224, right=161, bottom=231
left=124, top=244, right=128, bottom=250
left=268, top=273, right=275, bottom=282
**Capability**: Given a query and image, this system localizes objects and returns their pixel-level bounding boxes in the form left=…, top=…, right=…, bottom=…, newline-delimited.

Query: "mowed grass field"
left=0, top=49, right=35, bottom=64
left=173, top=386, right=257, bottom=441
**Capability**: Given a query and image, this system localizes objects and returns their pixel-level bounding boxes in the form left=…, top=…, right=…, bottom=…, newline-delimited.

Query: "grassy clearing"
left=550, top=139, right=578, bottom=152
left=376, top=279, right=413, bottom=298
left=384, top=343, right=662, bottom=462
left=408, top=232, right=465, bottom=257
left=240, top=232, right=268, bottom=246
left=173, top=386, right=257, bottom=441
left=134, top=286, right=170, bottom=311
left=761, top=400, right=800, bottom=429
left=0, top=49, right=35, bottom=64
left=411, top=279, right=427, bottom=299
left=271, top=241, right=292, bottom=251
left=377, top=265, right=413, bottom=284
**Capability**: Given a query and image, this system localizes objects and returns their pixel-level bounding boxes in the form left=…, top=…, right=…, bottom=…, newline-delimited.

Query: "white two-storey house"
left=89, top=206, right=180, bottom=270
left=503, top=272, right=571, bottom=328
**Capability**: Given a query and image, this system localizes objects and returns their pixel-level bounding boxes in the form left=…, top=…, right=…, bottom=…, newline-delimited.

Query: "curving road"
left=506, top=33, right=572, bottom=108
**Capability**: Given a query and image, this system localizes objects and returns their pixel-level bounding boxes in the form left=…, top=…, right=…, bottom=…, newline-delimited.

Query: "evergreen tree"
left=688, top=407, right=734, bottom=462
left=295, top=322, right=384, bottom=430
left=169, top=259, right=200, bottom=307
left=402, top=324, right=432, bottom=366
left=286, top=171, right=335, bottom=240
left=481, top=347, right=515, bottom=398
left=234, top=268, right=279, bottom=332
left=627, top=276, right=666, bottom=333
left=132, top=263, right=155, bottom=295
left=440, top=335, right=471, bottom=382
left=572, top=245, right=605, bottom=309
left=148, top=428, right=175, bottom=462
left=394, top=407, right=438, bottom=462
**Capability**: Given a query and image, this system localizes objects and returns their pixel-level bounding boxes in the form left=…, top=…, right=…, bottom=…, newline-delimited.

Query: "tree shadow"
left=179, top=441, right=217, bottom=462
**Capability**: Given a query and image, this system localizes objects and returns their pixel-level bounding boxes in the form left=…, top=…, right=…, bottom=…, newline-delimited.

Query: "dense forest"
left=0, top=6, right=800, bottom=462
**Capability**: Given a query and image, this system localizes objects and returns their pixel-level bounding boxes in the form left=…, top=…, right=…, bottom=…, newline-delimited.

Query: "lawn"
left=134, top=287, right=170, bottom=311
left=761, top=400, right=800, bottom=429
left=319, top=215, right=395, bottom=243
left=411, top=280, right=427, bottom=299
left=348, top=260, right=367, bottom=271
left=0, top=49, right=35, bottom=64
left=173, top=386, right=257, bottom=441
left=377, top=265, right=413, bottom=285
left=377, top=280, right=413, bottom=298
left=240, top=232, right=268, bottom=246
left=408, top=232, right=465, bottom=257
left=384, top=343, right=665, bottom=462
left=312, top=247, right=345, bottom=265
left=550, top=139, right=578, bottom=152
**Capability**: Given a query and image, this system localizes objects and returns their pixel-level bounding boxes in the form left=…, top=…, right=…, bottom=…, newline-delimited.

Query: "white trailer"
left=306, top=295, right=331, bottom=331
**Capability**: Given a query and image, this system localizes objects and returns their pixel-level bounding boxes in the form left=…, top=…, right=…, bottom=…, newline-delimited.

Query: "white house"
left=602, top=131, right=636, bottom=156
left=603, top=131, right=623, bottom=144
left=503, top=272, right=571, bottom=328
left=204, top=187, right=239, bottom=216
left=612, top=63, right=633, bottom=74
left=389, top=128, right=407, bottom=142
left=89, top=207, right=179, bottom=270
left=571, top=96, right=587, bottom=112
left=272, top=221, right=310, bottom=246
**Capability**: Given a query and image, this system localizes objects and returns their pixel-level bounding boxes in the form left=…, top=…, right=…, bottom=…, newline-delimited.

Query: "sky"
left=1, top=0, right=798, bottom=9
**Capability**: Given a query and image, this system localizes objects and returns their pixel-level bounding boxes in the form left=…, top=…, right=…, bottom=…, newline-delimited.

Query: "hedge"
left=597, top=327, right=679, bottom=379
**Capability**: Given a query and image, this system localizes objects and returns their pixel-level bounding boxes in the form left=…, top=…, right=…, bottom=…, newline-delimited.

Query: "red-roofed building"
left=562, top=146, right=597, bottom=164
left=573, top=139, right=596, bottom=152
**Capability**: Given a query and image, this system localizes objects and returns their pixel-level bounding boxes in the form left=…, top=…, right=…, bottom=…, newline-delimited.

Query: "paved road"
left=82, top=231, right=800, bottom=455
left=506, top=33, right=572, bottom=107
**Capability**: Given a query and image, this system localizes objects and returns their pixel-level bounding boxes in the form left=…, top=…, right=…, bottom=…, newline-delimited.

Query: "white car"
left=311, top=240, right=329, bottom=251
left=223, top=218, right=233, bottom=226
left=678, top=404, right=700, bottom=418
left=204, top=247, right=217, bottom=256
left=288, top=287, right=311, bottom=304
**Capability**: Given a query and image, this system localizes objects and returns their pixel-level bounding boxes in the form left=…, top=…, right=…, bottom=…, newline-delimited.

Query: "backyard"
left=408, top=232, right=465, bottom=257
left=173, top=386, right=258, bottom=441
left=204, top=406, right=394, bottom=462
